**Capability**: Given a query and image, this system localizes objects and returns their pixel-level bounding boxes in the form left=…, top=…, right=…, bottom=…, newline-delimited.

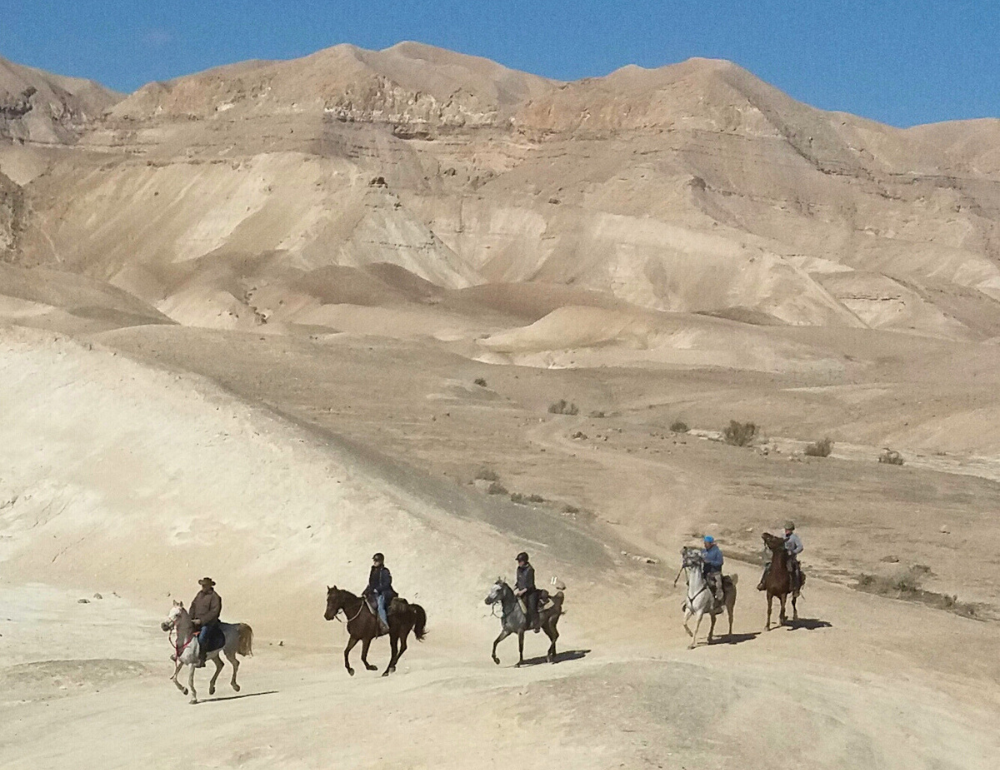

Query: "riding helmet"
left=784, top=521, right=795, bottom=531
left=372, top=552, right=384, bottom=562
left=703, top=535, right=714, bottom=544
left=516, top=551, right=529, bottom=562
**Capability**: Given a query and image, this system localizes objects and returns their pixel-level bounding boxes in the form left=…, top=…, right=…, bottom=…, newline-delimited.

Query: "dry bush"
left=510, top=492, right=527, bottom=504
left=723, top=420, right=757, bottom=447
left=670, top=420, right=689, bottom=433
left=474, top=377, right=487, bottom=387
left=879, top=448, right=904, bottom=465
left=804, top=437, right=833, bottom=457
left=487, top=481, right=508, bottom=495
left=475, top=467, right=499, bottom=482
left=548, top=399, right=579, bottom=416
left=561, top=504, right=580, bottom=514
left=527, top=493, right=545, bottom=503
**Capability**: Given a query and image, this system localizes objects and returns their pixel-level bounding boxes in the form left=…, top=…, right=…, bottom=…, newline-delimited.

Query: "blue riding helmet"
left=703, top=535, right=715, bottom=544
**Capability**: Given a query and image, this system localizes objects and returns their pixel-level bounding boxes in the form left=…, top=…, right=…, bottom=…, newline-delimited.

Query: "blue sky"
left=1, top=0, right=997, bottom=127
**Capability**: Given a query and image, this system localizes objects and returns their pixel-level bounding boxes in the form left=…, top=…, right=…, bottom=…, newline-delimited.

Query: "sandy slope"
left=2, top=325, right=1000, bottom=768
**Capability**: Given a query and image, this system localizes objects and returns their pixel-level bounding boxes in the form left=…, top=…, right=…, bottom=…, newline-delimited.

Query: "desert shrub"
left=474, top=377, right=487, bottom=387
left=548, top=399, right=579, bottom=416
left=804, top=437, right=833, bottom=457
left=527, top=494, right=545, bottom=503
left=670, top=420, right=689, bottom=433
left=879, top=448, right=904, bottom=466
left=723, top=420, right=757, bottom=447
left=487, top=481, right=508, bottom=495
left=561, top=504, right=580, bottom=514
left=510, top=493, right=527, bottom=504
left=475, top=467, right=500, bottom=482
left=590, top=410, right=606, bottom=418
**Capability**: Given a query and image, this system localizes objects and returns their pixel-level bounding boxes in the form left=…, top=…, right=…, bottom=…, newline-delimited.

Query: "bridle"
left=164, top=614, right=196, bottom=659
left=681, top=554, right=711, bottom=607
left=330, top=592, right=366, bottom=624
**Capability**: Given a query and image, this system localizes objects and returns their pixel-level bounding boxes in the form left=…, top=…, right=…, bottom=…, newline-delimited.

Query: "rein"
left=332, top=594, right=366, bottom=625
left=168, top=625, right=196, bottom=659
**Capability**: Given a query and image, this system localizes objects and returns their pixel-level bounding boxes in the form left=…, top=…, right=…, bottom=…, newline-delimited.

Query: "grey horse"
left=484, top=578, right=564, bottom=666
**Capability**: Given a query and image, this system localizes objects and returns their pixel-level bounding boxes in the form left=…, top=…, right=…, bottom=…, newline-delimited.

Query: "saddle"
left=517, top=590, right=552, bottom=615
left=201, top=623, right=227, bottom=654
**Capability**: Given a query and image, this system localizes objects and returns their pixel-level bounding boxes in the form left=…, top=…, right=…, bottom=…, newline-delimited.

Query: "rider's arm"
left=202, top=594, right=221, bottom=625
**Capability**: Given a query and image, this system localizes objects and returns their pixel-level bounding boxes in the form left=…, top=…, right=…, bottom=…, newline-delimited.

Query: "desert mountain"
left=0, top=55, right=122, bottom=144
left=2, top=42, right=1000, bottom=344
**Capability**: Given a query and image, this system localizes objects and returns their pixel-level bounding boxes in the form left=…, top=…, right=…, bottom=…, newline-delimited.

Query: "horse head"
left=160, top=600, right=185, bottom=632
left=324, top=585, right=344, bottom=621
left=484, top=578, right=507, bottom=606
left=681, top=546, right=703, bottom=570
left=761, top=532, right=785, bottom=552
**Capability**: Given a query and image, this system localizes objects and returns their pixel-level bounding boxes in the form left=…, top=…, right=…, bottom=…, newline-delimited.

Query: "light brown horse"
left=761, top=532, right=804, bottom=629
left=323, top=586, right=427, bottom=676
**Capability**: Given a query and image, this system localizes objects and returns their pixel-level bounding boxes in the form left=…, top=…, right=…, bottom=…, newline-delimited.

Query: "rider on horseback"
left=701, top=536, right=725, bottom=603
left=757, top=522, right=804, bottom=591
left=364, top=553, right=396, bottom=632
left=514, top=552, right=541, bottom=632
left=190, top=577, right=221, bottom=668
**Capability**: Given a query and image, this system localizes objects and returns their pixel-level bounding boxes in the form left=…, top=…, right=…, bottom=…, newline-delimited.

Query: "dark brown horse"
left=761, top=532, right=803, bottom=629
left=324, top=586, right=427, bottom=676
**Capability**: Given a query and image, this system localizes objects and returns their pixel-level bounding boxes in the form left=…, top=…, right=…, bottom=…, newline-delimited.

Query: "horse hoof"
left=492, top=657, right=500, bottom=666
left=209, top=686, right=216, bottom=695
left=347, top=668, right=355, bottom=677
left=181, top=688, right=188, bottom=696
left=189, top=698, right=198, bottom=705
left=232, top=683, right=240, bottom=692
left=366, top=665, right=378, bottom=671
left=381, top=670, right=390, bottom=678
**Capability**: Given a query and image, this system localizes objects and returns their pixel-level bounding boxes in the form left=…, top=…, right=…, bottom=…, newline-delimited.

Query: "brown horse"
left=761, top=532, right=803, bottom=629
left=324, top=586, right=427, bottom=676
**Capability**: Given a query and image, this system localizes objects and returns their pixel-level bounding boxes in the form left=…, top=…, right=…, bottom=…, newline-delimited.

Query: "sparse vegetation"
left=879, top=448, right=904, bottom=466
left=804, top=437, right=833, bottom=457
left=561, top=504, right=580, bottom=514
left=548, top=399, right=579, bottom=416
left=510, top=492, right=527, bottom=504
left=527, top=493, right=545, bottom=503
left=723, top=420, right=758, bottom=447
left=670, top=420, right=689, bottom=433
left=856, top=565, right=981, bottom=618
left=474, top=377, right=487, bottom=387
left=590, top=410, right=606, bottom=418
left=475, top=467, right=499, bottom=482
left=486, top=481, right=508, bottom=495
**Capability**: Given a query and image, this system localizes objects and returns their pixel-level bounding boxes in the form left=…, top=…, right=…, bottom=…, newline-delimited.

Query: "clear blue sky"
left=1, top=0, right=997, bottom=127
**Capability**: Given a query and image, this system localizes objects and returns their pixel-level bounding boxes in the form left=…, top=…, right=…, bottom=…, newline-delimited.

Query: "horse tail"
left=237, top=623, right=254, bottom=656
left=411, top=604, right=428, bottom=641
left=729, top=574, right=739, bottom=586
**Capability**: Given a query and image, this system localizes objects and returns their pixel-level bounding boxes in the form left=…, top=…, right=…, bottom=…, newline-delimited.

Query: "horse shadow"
left=518, top=649, right=591, bottom=667
left=196, top=690, right=279, bottom=705
left=709, top=632, right=759, bottom=646
left=786, top=618, right=832, bottom=631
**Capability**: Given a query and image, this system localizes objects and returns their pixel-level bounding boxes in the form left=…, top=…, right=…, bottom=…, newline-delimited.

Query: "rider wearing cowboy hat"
left=190, top=577, right=222, bottom=667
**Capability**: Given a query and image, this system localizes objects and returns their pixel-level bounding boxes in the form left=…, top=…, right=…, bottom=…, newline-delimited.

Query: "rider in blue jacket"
left=701, top=536, right=725, bottom=602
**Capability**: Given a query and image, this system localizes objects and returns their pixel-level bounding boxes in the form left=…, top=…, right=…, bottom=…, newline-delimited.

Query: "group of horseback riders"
left=183, top=526, right=801, bottom=665
left=699, top=521, right=804, bottom=603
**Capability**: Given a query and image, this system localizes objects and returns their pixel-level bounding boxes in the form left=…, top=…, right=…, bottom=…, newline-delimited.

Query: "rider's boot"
left=757, top=566, right=769, bottom=591
left=195, top=649, right=206, bottom=668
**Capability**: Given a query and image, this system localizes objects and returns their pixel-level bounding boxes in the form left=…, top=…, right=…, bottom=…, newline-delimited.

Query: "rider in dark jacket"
left=515, top=552, right=540, bottom=631
left=364, top=553, right=396, bottom=629
left=190, top=577, right=222, bottom=667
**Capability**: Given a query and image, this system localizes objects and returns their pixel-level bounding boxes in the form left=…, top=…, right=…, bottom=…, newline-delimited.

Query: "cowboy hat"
left=198, top=577, right=216, bottom=587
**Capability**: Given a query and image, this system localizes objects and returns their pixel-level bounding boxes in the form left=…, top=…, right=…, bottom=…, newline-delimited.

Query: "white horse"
left=679, top=546, right=738, bottom=649
left=161, top=600, right=254, bottom=704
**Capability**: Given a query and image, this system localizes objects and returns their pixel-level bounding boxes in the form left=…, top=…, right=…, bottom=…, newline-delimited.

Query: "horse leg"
left=682, top=606, right=694, bottom=637
left=382, top=633, right=398, bottom=678
left=779, top=594, right=788, bottom=626
left=689, top=611, right=705, bottom=649
left=791, top=593, right=799, bottom=622
left=491, top=629, right=510, bottom=665
left=208, top=652, right=223, bottom=696
left=727, top=600, right=735, bottom=637
left=344, top=635, right=360, bottom=676
left=766, top=592, right=773, bottom=631
left=708, top=612, right=718, bottom=644
left=187, top=663, right=198, bottom=704
left=391, top=628, right=409, bottom=672
left=515, top=630, right=525, bottom=667
left=225, top=648, right=241, bottom=692
left=361, top=636, right=378, bottom=672
left=171, top=660, right=187, bottom=695
left=545, top=619, right=559, bottom=663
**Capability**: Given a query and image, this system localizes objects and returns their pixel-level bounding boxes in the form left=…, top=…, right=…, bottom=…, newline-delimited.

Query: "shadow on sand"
left=786, top=618, right=832, bottom=631
left=709, top=632, right=759, bottom=646
left=517, top=649, right=591, bottom=667
left=197, top=690, right=279, bottom=705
